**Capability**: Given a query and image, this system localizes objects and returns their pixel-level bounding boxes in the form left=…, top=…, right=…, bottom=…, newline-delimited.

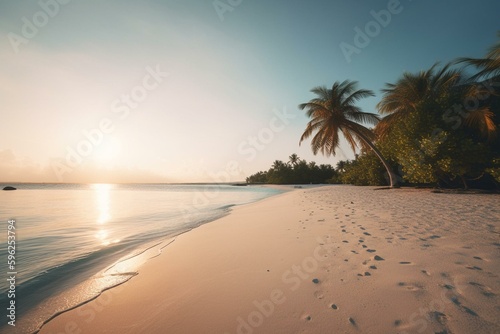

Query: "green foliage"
left=339, top=153, right=386, bottom=186
left=378, top=110, right=443, bottom=184
left=245, top=171, right=267, bottom=184
left=486, top=158, right=500, bottom=183
left=374, top=56, right=500, bottom=188
left=246, top=155, right=338, bottom=184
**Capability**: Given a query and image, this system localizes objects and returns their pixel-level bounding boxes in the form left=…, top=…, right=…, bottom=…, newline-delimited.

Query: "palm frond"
left=374, top=113, right=403, bottom=138
left=455, top=32, right=500, bottom=80
left=463, top=107, right=497, bottom=141
left=345, top=109, right=380, bottom=125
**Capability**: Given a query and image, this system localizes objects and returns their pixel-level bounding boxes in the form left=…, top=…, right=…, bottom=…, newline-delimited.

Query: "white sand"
left=39, top=186, right=500, bottom=333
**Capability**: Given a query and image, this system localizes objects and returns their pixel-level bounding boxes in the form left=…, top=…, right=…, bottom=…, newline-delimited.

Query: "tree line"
left=246, top=154, right=337, bottom=184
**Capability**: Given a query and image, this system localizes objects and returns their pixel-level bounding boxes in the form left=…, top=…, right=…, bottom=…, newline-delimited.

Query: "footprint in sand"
left=469, top=282, right=496, bottom=297
left=430, top=311, right=447, bottom=324
left=421, top=270, right=431, bottom=276
left=450, top=296, right=479, bottom=316
left=366, top=249, right=376, bottom=253
left=374, top=255, right=385, bottom=261
left=399, top=261, right=413, bottom=265
left=398, top=282, right=422, bottom=292
left=314, top=291, right=324, bottom=299
left=429, top=311, right=451, bottom=333
left=363, top=232, right=371, bottom=236
left=330, top=304, right=338, bottom=310
left=466, top=265, right=483, bottom=271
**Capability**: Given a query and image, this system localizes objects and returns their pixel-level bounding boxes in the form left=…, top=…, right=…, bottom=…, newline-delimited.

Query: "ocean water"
left=0, top=183, right=283, bottom=333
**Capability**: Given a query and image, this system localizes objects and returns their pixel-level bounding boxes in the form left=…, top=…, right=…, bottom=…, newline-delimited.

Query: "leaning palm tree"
left=456, top=31, right=500, bottom=80
left=299, top=80, right=398, bottom=188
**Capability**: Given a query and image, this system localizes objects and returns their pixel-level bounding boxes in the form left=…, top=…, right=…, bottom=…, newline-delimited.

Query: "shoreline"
left=35, top=186, right=295, bottom=331
left=39, top=185, right=499, bottom=333
left=2, top=184, right=285, bottom=334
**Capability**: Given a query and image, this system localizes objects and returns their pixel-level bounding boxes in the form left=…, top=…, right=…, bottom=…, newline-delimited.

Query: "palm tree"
left=336, top=160, right=347, bottom=173
left=272, top=160, right=287, bottom=171
left=456, top=31, right=500, bottom=80
left=288, top=153, right=301, bottom=167
left=376, top=63, right=461, bottom=137
left=308, top=161, right=317, bottom=169
left=299, top=80, right=398, bottom=188
left=455, top=33, right=499, bottom=140
left=376, top=63, right=496, bottom=140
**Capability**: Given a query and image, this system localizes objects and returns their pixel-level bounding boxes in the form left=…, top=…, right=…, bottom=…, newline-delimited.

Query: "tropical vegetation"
left=245, top=154, right=337, bottom=184
left=247, top=32, right=500, bottom=189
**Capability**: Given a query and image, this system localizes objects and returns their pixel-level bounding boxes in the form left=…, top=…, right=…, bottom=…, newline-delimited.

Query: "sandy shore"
left=39, top=186, right=499, bottom=334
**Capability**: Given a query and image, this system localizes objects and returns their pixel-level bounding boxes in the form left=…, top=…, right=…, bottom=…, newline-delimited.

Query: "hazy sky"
left=0, top=0, right=498, bottom=183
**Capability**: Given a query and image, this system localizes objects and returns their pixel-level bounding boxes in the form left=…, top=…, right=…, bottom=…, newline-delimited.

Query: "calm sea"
left=0, top=183, right=283, bottom=333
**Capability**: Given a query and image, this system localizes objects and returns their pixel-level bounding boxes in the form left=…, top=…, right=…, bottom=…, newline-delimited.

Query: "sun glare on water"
left=91, top=183, right=121, bottom=246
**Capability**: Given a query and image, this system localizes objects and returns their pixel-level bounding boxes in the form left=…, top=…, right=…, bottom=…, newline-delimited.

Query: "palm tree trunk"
left=354, top=130, right=399, bottom=188
left=460, top=175, right=468, bottom=190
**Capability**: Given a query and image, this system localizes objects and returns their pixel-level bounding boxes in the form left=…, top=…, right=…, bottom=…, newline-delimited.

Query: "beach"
left=39, top=185, right=500, bottom=334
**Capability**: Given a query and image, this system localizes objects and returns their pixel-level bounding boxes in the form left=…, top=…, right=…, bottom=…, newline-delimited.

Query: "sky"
left=0, top=0, right=498, bottom=183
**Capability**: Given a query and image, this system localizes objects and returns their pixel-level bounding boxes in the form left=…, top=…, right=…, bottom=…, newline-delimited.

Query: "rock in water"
left=3, top=186, right=16, bottom=191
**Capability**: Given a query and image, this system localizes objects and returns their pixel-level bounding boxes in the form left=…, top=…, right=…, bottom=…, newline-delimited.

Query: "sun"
left=92, top=136, right=122, bottom=167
